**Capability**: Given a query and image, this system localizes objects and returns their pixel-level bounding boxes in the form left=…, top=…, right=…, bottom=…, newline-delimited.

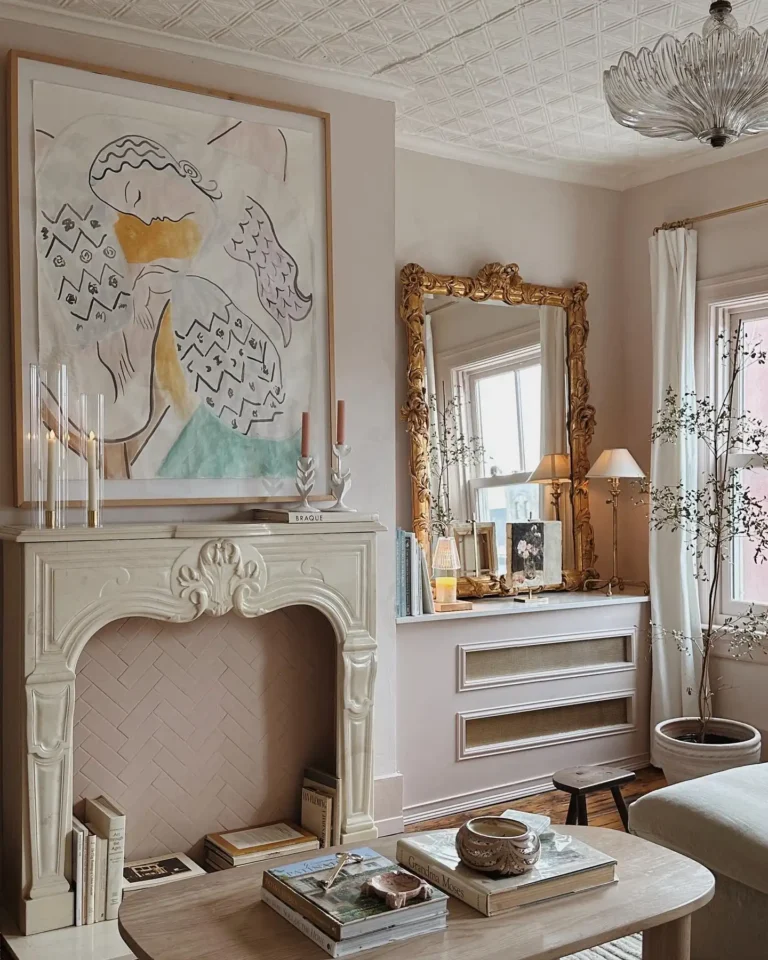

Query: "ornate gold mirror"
left=400, top=262, right=596, bottom=593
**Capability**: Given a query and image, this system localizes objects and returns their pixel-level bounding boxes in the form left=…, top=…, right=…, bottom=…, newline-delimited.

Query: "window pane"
left=743, top=317, right=768, bottom=434
left=733, top=467, right=768, bottom=605
left=476, top=371, right=521, bottom=475
left=476, top=483, right=541, bottom=573
left=518, top=363, right=541, bottom=472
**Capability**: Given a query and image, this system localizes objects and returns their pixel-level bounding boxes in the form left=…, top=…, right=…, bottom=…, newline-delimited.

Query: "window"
left=455, top=346, right=542, bottom=570
left=727, top=307, right=768, bottom=610
left=702, top=297, right=768, bottom=617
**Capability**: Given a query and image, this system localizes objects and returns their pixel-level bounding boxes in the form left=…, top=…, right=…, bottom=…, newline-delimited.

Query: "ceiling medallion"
left=604, top=1, right=768, bottom=148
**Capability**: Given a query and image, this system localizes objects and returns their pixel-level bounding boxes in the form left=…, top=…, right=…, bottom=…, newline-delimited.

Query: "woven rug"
left=564, top=933, right=642, bottom=959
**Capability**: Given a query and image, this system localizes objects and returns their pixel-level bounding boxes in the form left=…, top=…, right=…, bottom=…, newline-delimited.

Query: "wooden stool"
left=552, top=764, right=636, bottom=832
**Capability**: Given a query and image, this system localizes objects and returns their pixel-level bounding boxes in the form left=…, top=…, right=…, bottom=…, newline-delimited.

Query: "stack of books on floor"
left=396, top=822, right=617, bottom=916
left=205, top=821, right=320, bottom=871
left=301, top=766, right=340, bottom=848
left=123, top=852, right=206, bottom=891
left=71, top=795, right=126, bottom=926
left=396, top=528, right=434, bottom=616
left=262, top=847, right=448, bottom=957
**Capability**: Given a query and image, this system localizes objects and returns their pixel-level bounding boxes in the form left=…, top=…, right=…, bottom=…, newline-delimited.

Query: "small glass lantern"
left=432, top=536, right=461, bottom=604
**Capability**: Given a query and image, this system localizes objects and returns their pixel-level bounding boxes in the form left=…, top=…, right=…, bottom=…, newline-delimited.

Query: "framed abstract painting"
left=9, top=52, right=334, bottom=506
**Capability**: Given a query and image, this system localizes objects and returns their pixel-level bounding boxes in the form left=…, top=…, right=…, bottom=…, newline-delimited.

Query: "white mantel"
left=1, top=521, right=384, bottom=935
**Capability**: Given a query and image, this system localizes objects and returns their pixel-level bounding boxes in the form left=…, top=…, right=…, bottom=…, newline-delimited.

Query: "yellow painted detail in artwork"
left=155, top=306, right=196, bottom=419
left=114, top=213, right=202, bottom=262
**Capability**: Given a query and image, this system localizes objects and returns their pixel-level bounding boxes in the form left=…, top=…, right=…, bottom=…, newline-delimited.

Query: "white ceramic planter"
left=654, top=717, right=762, bottom=784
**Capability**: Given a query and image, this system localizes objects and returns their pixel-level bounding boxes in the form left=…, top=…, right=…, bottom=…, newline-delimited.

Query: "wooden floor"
left=407, top=766, right=666, bottom=833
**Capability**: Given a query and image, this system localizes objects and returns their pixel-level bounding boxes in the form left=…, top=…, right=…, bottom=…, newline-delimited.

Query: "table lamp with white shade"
left=585, top=448, right=649, bottom=596
left=528, top=453, right=572, bottom=521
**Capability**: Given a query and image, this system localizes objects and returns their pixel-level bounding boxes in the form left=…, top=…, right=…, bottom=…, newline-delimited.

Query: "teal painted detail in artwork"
left=158, top=406, right=300, bottom=479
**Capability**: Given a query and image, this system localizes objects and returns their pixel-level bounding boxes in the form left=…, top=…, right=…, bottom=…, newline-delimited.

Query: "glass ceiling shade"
left=603, top=1, right=768, bottom=148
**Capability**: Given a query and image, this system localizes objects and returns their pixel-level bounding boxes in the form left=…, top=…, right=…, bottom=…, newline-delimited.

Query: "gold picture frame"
left=9, top=51, right=335, bottom=507
left=453, top=522, right=497, bottom=577
left=399, top=261, right=596, bottom=589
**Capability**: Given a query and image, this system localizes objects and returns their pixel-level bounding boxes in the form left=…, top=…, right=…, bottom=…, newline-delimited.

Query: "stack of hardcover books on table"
left=396, top=828, right=617, bottom=916
left=262, top=847, right=448, bottom=957
left=205, top=821, right=319, bottom=871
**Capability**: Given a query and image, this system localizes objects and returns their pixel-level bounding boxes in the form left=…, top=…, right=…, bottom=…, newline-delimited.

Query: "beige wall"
left=0, top=21, right=398, bottom=775
left=620, top=147, right=768, bottom=744
left=395, top=147, right=626, bottom=567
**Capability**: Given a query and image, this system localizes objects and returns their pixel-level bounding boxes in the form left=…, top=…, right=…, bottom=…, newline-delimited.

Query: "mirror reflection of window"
left=426, top=297, right=571, bottom=577
left=461, top=346, right=543, bottom=572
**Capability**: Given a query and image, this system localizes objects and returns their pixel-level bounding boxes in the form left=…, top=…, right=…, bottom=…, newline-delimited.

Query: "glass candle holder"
left=29, top=363, right=69, bottom=529
left=79, top=394, right=105, bottom=527
left=432, top=536, right=461, bottom=604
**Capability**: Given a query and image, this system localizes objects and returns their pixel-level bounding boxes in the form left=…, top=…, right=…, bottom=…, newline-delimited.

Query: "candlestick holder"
left=79, top=394, right=104, bottom=528
left=326, top=443, right=356, bottom=513
left=289, top=456, right=320, bottom=513
left=29, top=363, right=69, bottom=529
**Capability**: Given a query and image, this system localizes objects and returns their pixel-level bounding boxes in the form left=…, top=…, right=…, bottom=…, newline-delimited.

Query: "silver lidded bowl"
left=456, top=817, right=541, bottom=876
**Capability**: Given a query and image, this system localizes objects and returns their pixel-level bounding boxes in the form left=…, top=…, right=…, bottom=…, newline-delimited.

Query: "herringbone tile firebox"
left=73, top=606, right=336, bottom=862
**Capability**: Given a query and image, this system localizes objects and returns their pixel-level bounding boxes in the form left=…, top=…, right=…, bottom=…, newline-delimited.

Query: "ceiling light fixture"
left=603, top=1, right=768, bottom=149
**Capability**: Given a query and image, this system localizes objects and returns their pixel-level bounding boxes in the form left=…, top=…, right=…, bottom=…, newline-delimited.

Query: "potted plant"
left=649, top=323, right=767, bottom=783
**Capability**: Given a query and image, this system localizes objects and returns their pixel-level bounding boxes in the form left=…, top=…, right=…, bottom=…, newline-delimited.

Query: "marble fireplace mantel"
left=1, top=521, right=384, bottom=935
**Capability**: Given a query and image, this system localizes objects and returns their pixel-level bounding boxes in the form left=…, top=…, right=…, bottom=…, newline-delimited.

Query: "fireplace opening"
left=73, top=605, right=336, bottom=863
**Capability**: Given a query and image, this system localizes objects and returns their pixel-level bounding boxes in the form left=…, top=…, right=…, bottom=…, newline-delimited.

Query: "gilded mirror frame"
left=399, top=261, right=596, bottom=590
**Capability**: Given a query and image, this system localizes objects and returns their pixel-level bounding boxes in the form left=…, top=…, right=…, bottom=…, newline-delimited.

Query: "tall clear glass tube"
left=79, top=394, right=105, bottom=528
left=31, top=364, right=69, bottom=529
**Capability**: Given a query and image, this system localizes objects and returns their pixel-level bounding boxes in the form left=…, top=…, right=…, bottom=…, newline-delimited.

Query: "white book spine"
left=104, top=819, right=126, bottom=920
left=85, top=833, right=97, bottom=925
left=72, top=825, right=84, bottom=926
left=262, top=888, right=339, bottom=957
left=95, top=835, right=108, bottom=922
left=396, top=844, right=488, bottom=915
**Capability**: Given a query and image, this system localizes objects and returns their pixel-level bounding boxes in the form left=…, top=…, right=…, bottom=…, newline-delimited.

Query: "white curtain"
left=540, top=306, right=573, bottom=567
left=540, top=305, right=568, bottom=456
left=649, top=228, right=702, bottom=754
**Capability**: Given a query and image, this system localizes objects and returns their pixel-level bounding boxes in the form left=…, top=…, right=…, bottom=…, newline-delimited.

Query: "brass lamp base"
left=584, top=575, right=649, bottom=597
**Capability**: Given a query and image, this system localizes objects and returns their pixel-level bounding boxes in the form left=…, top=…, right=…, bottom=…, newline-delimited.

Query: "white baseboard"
left=373, top=772, right=404, bottom=833
left=402, top=753, right=651, bottom=825
left=375, top=815, right=405, bottom=837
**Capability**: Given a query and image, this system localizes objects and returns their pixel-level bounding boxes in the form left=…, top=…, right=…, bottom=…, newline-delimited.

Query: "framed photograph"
left=506, top=521, right=563, bottom=589
left=453, top=522, right=497, bottom=577
left=9, top=52, right=333, bottom=506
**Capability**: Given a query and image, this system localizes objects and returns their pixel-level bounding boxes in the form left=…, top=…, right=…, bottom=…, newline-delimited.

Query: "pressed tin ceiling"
left=6, top=0, right=768, bottom=188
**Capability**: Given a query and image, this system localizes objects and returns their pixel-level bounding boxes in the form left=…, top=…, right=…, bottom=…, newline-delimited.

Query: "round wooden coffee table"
left=119, top=826, right=714, bottom=960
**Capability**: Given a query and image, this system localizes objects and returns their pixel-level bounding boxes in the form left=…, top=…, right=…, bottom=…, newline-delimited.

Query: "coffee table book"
left=396, top=830, right=616, bottom=916
left=262, top=847, right=448, bottom=943
left=206, top=821, right=319, bottom=867
left=262, top=889, right=447, bottom=958
left=252, top=510, right=379, bottom=524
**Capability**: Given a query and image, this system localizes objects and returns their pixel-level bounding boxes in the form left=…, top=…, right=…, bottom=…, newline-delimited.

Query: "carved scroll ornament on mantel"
left=173, top=538, right=266, bottom=617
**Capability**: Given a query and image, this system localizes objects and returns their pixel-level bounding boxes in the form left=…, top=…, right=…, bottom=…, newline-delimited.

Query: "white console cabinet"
left=396, top=593, right=650, bottom=823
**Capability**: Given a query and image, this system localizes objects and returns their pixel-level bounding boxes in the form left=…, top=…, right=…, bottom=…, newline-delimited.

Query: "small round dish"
left=456, top=816, right=541, bottom=876
left=362, top=871, right=434, bottom=909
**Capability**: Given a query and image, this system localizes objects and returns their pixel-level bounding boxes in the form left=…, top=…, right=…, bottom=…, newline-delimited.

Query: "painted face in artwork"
left=88, top=135, right=221, bottom=225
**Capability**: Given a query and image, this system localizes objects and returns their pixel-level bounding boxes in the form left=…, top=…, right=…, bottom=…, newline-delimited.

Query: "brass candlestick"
left=584, top=476, right=649, bottom=596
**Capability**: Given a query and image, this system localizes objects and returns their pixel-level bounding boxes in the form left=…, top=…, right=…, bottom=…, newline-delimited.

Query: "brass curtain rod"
left=655, top=195, right=768, bottom=234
